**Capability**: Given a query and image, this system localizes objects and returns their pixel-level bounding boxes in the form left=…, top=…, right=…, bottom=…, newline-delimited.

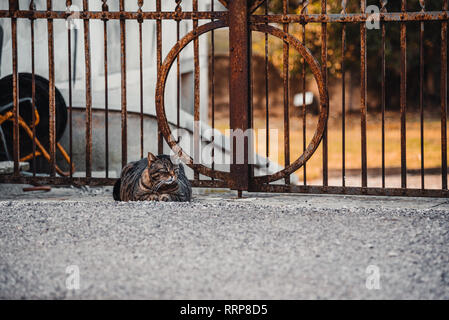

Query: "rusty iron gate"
left=0, top=0, right=448, bottom=198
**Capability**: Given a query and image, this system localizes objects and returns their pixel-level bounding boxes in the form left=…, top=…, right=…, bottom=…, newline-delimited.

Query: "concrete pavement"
left=0, top=184, right=448, bottom=299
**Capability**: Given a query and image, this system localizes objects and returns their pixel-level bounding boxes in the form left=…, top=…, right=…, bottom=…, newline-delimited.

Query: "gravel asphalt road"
left=0, top=184, right=448, bottom=299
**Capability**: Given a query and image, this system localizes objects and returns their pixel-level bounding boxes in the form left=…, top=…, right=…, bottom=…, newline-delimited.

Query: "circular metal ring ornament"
left=155, top=19, right=328, bottom=185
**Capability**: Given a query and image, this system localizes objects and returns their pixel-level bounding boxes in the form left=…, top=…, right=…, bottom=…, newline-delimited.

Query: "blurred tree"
left=252, top=0, right=447, bottom=111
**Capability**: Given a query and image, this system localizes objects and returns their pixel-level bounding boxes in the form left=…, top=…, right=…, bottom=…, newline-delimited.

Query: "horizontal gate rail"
left=1, top=174, right=449, bottom=199
left=0, top=10, right=228, bottom=20
left=0, top=11, right=448, bottom=22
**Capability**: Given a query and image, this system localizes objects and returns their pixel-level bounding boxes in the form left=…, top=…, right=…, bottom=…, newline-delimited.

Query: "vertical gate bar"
left=229, top=0, right=250, bottom=191
left=193, top=0, right=200, bottom=181
left=341, top=0, right=347, bottom=188
left=47, top=0, right=56, bottom=177
left=66, top=0, right=73, bottom=179
left=441, top=0, right=448, bottom=190
left=321, top=0, right=328, bottom=187
left=9, top=0, right=19, bottom=176
left=176, top=1, right=181, bottom=135
left=302, top=23, right=307, bottom=185
left=138, top=1, right=144, bottom=159
left=156, top=0, right=163, bottom=155
left=265, top=0, right=269, bottom=170
left=419, top=0, right=425, bottom=189
left=400, top=0, right=407, bottom=189
left=381, top=0, right=387, bottom=189
left=283, top=0, right=290, bottom=185
left=249, top=8, right=255, bottom=187
left=360, top=0, right=367, bottom=188
left=301, top=1, right=308, bottom=185
left=120, top=0, right=127, bottom=168
left=249, top=11, right=254, bottom=186
left=83, top=0, right=92, bottom=178
left=341, top=21, right=346, bottom=188
left=176, top=22, right=180, bottom=133
left=102, top=0, right=109, bottom=179
left=210, top=0, right=215, bottom=177
left=30, top=0, right=36, bottom=177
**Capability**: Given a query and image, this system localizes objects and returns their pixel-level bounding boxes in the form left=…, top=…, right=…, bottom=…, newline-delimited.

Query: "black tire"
left=0, top=73, right=67, bottom=160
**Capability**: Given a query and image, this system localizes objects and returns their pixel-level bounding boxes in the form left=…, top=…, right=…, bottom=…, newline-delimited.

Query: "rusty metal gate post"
left=228, top=0, right=252, bottom=193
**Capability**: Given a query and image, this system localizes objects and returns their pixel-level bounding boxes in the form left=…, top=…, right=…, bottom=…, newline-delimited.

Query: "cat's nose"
left=166, top=177, right=175, bottom=184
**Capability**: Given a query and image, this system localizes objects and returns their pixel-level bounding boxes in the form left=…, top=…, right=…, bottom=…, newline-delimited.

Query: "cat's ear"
left=147, top=152, right=157, bottom=165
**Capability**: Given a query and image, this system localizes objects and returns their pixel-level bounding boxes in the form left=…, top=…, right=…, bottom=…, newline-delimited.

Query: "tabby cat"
left=113, top=152, right=192, bottom=202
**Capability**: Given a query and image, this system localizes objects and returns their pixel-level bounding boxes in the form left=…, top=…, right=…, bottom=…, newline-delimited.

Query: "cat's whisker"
left=154, top=178, right=176, bottom=192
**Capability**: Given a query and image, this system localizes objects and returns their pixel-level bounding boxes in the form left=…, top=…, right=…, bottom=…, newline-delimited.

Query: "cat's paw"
left=145, top=194, right=160, bottom=201
left=159, top=194, right=171, bottom=202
